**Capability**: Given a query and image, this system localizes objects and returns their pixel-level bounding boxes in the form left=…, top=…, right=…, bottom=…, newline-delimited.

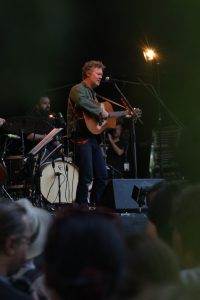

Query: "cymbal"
left=3, top=116, right=54, bottom=134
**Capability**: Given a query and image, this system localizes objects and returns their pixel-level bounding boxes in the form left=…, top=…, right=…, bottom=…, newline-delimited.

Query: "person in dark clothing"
left=106, top=123, right=125, bottom=178
left=26, top=96, right=54, bottom=146
left=25, top=96, right=63, bottom=156
left=67, top=60, right=109, bottom=207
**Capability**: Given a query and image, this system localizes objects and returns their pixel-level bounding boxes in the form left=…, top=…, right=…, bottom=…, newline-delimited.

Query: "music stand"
left=28, top=128, right=63, bottom=157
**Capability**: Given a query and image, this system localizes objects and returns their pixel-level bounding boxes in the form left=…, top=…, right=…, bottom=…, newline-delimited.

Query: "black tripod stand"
left=0, top=138, right=14, bottom=201
left=110, top=80, right=142, bottom=178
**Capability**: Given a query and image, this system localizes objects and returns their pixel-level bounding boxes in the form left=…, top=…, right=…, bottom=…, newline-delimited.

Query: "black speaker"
left=100, top=178, right=164, bottom=211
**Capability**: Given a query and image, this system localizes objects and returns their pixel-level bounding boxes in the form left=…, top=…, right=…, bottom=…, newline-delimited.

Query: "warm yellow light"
left=143, top=48, right=157, bottom=62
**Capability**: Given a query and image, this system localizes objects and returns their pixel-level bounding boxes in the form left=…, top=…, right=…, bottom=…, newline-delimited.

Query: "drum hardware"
left=54, top=169, right=62, bottom=204
left=0, top=185, right=14, bottom=201
left=1, top=128, right=25, bottom=182
left=0, top=139, right=15, bottom=200
left=0, top=160, right=7, bottom=184
left=106, top=164, right=123, bottom=179
left=0, top=159, right=14, bottom=200
left=2, top=155, right=31, bottom=199
left=42, top=145, right=64, bottom=205
left=25, top=127, right=78, bottom=206
left=40, top=143, right=63, bottom=165
left=1, top=117, right=67, bottom=202
left=40, top=159, right=78, bottom=204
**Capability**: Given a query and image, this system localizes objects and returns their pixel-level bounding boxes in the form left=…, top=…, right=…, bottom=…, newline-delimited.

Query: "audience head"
left=16, top=198, right=52, bottom=260
left=0, top=200, right=29, bottom=276
left=117, top=234, right=179, bottom=299
left=147, top=182, right=181, bottom=246
left=44, top=207, right=126, bottom=300
left=172, top=184, right=200, bottom=268
left=134, top=283, right=200, bottom=300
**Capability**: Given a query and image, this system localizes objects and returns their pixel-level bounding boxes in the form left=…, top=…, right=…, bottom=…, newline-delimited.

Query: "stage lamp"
left=143, top=48, right=158, bottom=62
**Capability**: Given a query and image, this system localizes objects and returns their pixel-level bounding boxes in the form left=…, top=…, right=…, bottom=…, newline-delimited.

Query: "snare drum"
left=40, top=159, right=79, bottom=204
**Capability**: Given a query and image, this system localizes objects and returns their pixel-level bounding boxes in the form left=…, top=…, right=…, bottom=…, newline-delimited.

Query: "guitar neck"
left=109, top=111, right=129, bottom=118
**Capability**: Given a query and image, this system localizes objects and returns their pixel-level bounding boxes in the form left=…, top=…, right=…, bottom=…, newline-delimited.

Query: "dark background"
left=0, top=0, right=199, bottom=122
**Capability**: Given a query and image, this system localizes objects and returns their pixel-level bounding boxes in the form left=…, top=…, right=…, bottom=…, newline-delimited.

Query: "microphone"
left=104, top=76, right=124, bottom=82
left=57, top=112, right=64, bottom=119
left=56, top=112, right=66, bottom=127
left=4, top=134, right=21, bottom=140
left=105, top=76, right=149, bottom=86
left=105, top=76, right=113, bottom=82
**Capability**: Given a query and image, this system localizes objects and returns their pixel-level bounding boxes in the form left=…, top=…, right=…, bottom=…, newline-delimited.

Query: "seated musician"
left=25, top=96, right=64, bottom=156
left=106, top=122, right=126, bottom=178
left=26, top=96, right=53, bottom=143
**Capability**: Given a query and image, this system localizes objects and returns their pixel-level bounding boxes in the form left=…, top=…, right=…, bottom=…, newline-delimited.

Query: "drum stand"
left=54, top=170, right=62, bottom=204
left=0, top=139, right=14, bottom=201
left=30, top=144, right=64, bottom=207
left=107, top=164, right=123, bottom=179
left=0, top=185, right=14, bottom=201
left=29, top=152, right=43, bottom=207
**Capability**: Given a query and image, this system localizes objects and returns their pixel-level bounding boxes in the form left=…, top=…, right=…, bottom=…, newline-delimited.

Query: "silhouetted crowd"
left=0, top=176, right=200, bottom=300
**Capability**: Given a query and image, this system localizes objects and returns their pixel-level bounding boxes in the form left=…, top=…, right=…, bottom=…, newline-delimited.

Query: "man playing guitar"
left=67, top=60, right=109, bottom=207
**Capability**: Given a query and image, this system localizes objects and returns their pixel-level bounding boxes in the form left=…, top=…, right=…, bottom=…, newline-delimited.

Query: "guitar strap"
left=96, top=94, right=126, bottom=109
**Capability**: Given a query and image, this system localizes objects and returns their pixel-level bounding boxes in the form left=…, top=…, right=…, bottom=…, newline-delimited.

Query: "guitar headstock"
left=126, top=107, right=142, bottom=119
left=133, top=107, right=142, bottom=118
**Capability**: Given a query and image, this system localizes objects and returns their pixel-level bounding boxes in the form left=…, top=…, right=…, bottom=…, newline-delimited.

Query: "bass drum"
left=40, top=159, right=79, bottom=204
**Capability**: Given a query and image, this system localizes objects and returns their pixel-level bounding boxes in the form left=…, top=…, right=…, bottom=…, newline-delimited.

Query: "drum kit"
left=0, top=116, right=79, bottom=206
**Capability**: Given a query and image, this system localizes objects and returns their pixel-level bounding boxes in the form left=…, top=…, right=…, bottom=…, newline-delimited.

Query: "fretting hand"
left=100, top=103, right=109, bottom=118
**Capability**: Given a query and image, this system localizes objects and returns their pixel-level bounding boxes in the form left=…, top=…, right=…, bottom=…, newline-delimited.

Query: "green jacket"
left=67, top=82, right=102, bottom=138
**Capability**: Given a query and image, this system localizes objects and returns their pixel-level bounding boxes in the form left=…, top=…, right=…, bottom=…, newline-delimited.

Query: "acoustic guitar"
left=83, top=101, right=132, bottom=135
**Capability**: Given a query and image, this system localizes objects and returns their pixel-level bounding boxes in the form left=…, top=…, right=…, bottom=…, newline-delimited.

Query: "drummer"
left=26, top=96, right=53, bottom=143
left=25, top=96, right=63, bottom=156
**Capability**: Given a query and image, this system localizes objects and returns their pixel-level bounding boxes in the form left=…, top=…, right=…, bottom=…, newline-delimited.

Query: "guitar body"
left=83, top=102, right=117, bottom=135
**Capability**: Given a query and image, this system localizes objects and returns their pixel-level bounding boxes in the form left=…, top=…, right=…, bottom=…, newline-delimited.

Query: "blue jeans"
left=74, top=136, right=108, bottom=205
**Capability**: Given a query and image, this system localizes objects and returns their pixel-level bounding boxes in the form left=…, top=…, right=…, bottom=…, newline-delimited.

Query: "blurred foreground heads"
left=172, top=184, right=200, bottom=283
left=0, top=200, right=31, bottom=299
left=44, top=207, right=126, bottom=300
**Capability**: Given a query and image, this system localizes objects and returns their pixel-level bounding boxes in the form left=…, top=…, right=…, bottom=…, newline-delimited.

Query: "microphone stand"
left=111, top=81, right=139, bottom=178
left=107, top=77, right=184, bottom=178
left=0, top=137, right=14, bottom=201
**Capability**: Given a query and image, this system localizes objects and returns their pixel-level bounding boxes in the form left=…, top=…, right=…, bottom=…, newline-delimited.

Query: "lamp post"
left=142, top=47, right=163, bottom=177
